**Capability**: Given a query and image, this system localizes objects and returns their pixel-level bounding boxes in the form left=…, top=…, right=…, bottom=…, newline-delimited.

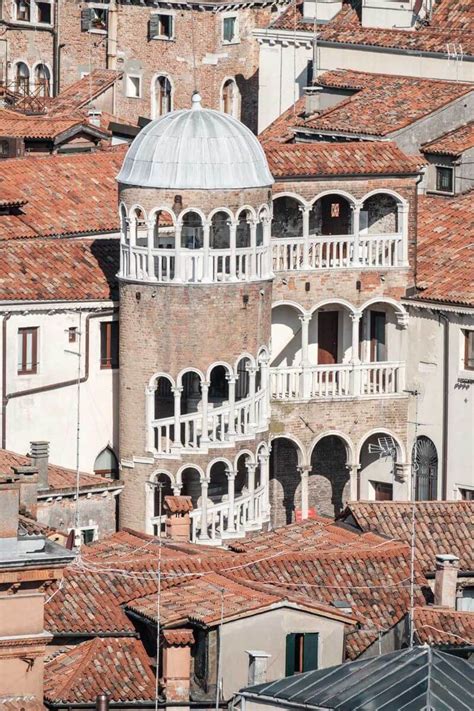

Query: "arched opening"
left=235, top=454, right=249, bottom=496
left=154, top=376, right=174, bottom=420
left=359, top=433, right=398, bottom=500
left=210, top=211, right=231, bottom=249
left=271, top=304, right=303, bottom=367
left=272, top=196, right=303, bottom=239
left=153, top=75, right=172, bottom=118
left=120, top=205, right=129, bottom=244
left=256, top=207, right=268, bottom=247
left=361, top=194, right=399, bottom=235
left=309, top=436, right=350, bottom=516
left=208, top=365, right=229, bottom=406
left=222, top=78, right=238, bottom=117
left=34, top=64, right=50, bottom=97
left=132, top=208, right=148, bottom=247
left=181, top=212, right=203, bottom=249
left=208, top=461, right=229, bottom=503
left=180, top=468, right=201, bottom=508
left=270, top=437, right=301, bottom=526
left=93, top=446, right=118, bottom=480
left=236, top=210, right=251, bottom=248
left=310, top=194, right=353, bottom=236
left=152, top=210, right=175, bottom=248
left=413, top=436, right=438, bottom=501
left=180, top=372, right=202, bottom=415
left=15, top=62, right=30, bottom=95
left=236, top=357, right=251, bottom=400
left=152, top=473, right=174, bottom=519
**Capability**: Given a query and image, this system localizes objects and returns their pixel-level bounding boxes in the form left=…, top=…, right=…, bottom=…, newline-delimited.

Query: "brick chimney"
left=162, top=629, right=194, bottom=702
left=434, top=554, right=460, bottom=608
left=0, top=474, right=19, bottom=539
left=13, top=466, right=38, bottom=519
left=30, top=441, right=49, bottom=490
left=163, top=496, right=193, bottom=542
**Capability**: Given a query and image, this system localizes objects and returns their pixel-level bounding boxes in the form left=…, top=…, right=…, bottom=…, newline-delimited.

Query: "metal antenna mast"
left=406, top=388, right=420, bottom=648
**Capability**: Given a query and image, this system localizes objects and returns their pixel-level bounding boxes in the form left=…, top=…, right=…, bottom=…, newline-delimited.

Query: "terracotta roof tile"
left=414, top=193, right=474, bottom=307
left=44, top=637, right=155, bottom=704
left=341, top=501, right=474, bottom=572
left=164, top=495, right=193, bottom=514
left=414, top=606, right=474, bottom=647
left=0, top=238, right=119, bottom=302
left=0, top=111, right=106, bottom=140
left=421, top=121, right=474, bottom=156
left=265, top=140, right=424, bottom=178
left=0, top=697, right=45, bottom=711
left=48, top=70, right=122, bottom=116
left=0, top=147, right=125, bottom=241
left=163, top=629, right=195, bottom=646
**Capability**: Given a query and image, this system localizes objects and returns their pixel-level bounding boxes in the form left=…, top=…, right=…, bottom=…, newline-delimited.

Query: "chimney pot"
left=30, top=441, right=49, bottom=490
left=434, top=554, right=459, bottom=608
left=0, top=476, right=20, bottom=538
left=304, top=85, right=323, bottom=117
left=95, top=694, right=109, bottom=711
left=13, top=466, right=38, bottom=519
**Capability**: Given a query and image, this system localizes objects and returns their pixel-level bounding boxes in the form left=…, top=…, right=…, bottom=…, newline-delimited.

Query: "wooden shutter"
left=285, top=633, right=296, bottom=677
left=81, top=8, right=93, bottom=31
left=302, top=633, right=318, bottom=672
left=149, top=14, right=160, bottom=39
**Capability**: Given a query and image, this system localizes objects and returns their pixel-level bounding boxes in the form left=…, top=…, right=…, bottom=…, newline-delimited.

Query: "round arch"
left=177, top=207, right=207, bottom=225
left=270, top=433, right=306, bottom=466
left=357, top=428, right=406, bottom=463
left=148, top=371, right=176, bottom=389
left=150, top=468, right=176, bottom=489
left=176, top=367, right=205, bottom=387
left=257, top=345, right=270, bottom=360
left=207, top=206, right=235, bottom=223
left=412, top=435, right=438, bottom=501
left=310, top=189, right=357, bottom=208
left=360, top=188, right=408, bottom=208
left=205, top=361, right=233, bottom=381
left=272, top=192, right=309, bottom=209
left=176, top=463, right=206, bottom=487
left=119, top=202, right=129, bottom=219
left=359, top=296, right=407, bottom=319
left=233, top=352, right=256, bottom=372
left=310, top=298, right=357, bottom=316
left=236, top=205, right=257, bottom=221
left=151, top=73, right=174, bottom=119
left=309, top=430, right=355, bottom=464
left=148, top=206, right=177, bottom=226
left=272, top=300, right=307, bottom=316
left=206, top=457, right=233, bottom=479
left=234, top=449, right=255, bottom=470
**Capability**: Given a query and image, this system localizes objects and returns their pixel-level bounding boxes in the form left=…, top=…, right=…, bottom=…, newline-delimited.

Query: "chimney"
left=87, top=106, right=102, bottom=128
left=0, top=474, right=20, bottom=539
left=13, top=466, right=38, bottom=519
left=164, top=496, right=193, bottom=542
left=246, top=651, right=271, bottom=686
left=162, top=629, right=194, bottom=702
left=30, top=441, right=49, bottom=490
left=304, top=85, right=323, bottom=117
left=434, top=554, right=459, bottom=608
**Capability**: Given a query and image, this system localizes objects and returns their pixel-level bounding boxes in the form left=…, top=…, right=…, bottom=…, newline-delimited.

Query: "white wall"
left=0, top=302, right=118, bottom=472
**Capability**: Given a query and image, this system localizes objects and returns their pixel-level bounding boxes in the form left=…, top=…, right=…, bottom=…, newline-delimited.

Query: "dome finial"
left=191, top=92, right=202, bottom=110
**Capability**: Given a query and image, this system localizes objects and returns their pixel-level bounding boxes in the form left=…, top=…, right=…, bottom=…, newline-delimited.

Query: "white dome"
left=117, top=94, right=274, bottom=190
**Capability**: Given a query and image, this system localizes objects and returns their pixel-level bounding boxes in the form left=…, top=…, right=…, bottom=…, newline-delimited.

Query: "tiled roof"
left=414, top=607, right=474, bottom=648
left=0, top=447, right=119, bottom=493
left=298, top=71, right=473, bottom=138
left=48, top=70, right=121, bottom=116
left=414, top=193, right=474, bottom=307
left=340, top=501, right=474, bottom=572
left=0, top=147, right=125, bottom=241
left=44, top=637, right=156, bottom=704
left=0, top=238, right=119, bottom=302
left=421, top=121, right=474, bottom=156
left=0, top=111, right=106, bottom=140
left=0, top=697, right=45, bottom=711
left=271, top=0, right=474, bottom=56
left=265, top=141, right=424, bottom=178
left=164, top=495, right=194, bottom=514
left=163, top=629, right=195, bottom=646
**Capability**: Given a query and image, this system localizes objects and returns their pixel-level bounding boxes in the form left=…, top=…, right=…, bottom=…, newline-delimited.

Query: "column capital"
left=225, top=374, right=237, bottom=384
left=246, top=364, right=259, bottom=375
left=145, top=384, right=156, bottom=395
left=172, top=386, right=183, bottom=396
left=349, top=311, right=362, bottom=323
left=299, top=313, right=312, bottom=324
left=258, top=452, right=270, bottom=464
left=345, top=462, right=361, bottom=471
left=200, top=477, right=210, bottom=487
left=298, top=204, right=312, bottom=215
left=201, top=380, right=210, bottom=390
left=396, top=312, right=409, bottom=328
left=297, top=464, right=312, bottom=475
left=246, top=460, right=257, bottom=472
left=350, top=203, right=361, bottom=212
left=225, top=468, right=236, bottom=480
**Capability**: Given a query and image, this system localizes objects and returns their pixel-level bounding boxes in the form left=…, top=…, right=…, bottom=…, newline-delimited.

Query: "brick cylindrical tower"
left=117, top=93, right=274, bottom=541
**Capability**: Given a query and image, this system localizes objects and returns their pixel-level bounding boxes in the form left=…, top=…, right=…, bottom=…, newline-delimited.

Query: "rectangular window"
left=16, top=0, right=30, bottom=21
left=100, top=321, right=119, bottom=369
left=459, top=487, right=474, bottom=501
left=150, top=13, right=174, bottom=39
left=68, top=327, right=77, bottom=343
left=222, top=15, right=238, bottom=43
left=36, top=1, right=51, bottom=24
left=90, top=6, right=108, bottom=32
left=464, top=331, right=474, bottom=370
left=285, top=633, right=318, bottom=676
left=372, top=481, right=393, bottom=501
left=436, top=166, right=454, bottom=193
left=126, top=74, right=141, bottom=99
left=370, top=311, right=386, bottom=362
left=18, top=327, right=38, bottom=375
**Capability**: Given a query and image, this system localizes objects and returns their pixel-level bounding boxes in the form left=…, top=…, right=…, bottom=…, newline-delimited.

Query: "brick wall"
left=36, top=491, right=117, bottom=538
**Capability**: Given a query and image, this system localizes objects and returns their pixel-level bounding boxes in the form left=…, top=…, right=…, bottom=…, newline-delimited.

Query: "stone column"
left=200, top=380, right=210, bottom=445
left=146, top=218, right=154, bottom=279
left=259, top=355, right=270, bottom=423
left=202, top=220, right=211, bottom=282
left=346, top=463, right=361, bottom=500
left=299, top=313, right=312, bottom=399
left=350, top=312, right=362, bottom=396
left=199, top=479, right=209, bottom=541
left=247, top=460, right=257, bottom=522
left=250, top=218, right=258, bottom=279
left=301, top=206, right=311, bottom=269
left=398, top=203, right=409, bottom=266
left=351, top=204, right=361, bottom=266
left=145, top=385, right=156, bottom=453
left=226, top=469, right=236, bottom=533
left=263, top=217, right=273, bottom=277
left=396, top=312, right=409, bottom=393
left=298, top=465, right=311, bottom=520
left=172, top=386, right=183, bottom=449
left=229, top=221, right=237, bottom=280
left=174, top=221, right=183, bottom=282
left=226, top=375, right=237, bottom=437
left=248, top=365, right=257, bottom=428
left=129, top=214, right=136, bottom=278
left=258, top=451, right=271, bottom=519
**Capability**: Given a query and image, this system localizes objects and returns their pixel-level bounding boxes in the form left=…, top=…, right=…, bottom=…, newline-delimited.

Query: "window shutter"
left=285, top=633, right=296, bottom=677
left=149, top=14, right=160, bottom=39
left=81, top=8, right=93, bottom=32
left=302, top=633, right=318, bottom=672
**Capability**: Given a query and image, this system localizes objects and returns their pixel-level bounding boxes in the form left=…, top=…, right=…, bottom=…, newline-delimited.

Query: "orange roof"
left=271, top=0, right=474, bottom=57
left=164, top=495, right=194, bottom=514
left=422, top=121, right=474, bottom=156
left=265, top=141, right=424, bottom=178
left=163, top=628, right=195, bottom=646
left=48, top=69, right=121, bottom=116
left=0, top=147, right=125, bottom=241
left=340, top=501, right=474, bottom=571
left=414, top=607, right=474, bottom=647
left=415, top=193, right=474, bottom=307
left=44, top=637, right=156, bottom=704
left=0, top=237, right=119, bottom=302
left=0, top=111, right=106, bottom=140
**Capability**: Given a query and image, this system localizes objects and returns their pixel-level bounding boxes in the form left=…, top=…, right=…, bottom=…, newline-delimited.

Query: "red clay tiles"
left=422, top=122, right=474, bottom=156
left=47, top=70, right=122, bottom=116
left=163, top=629, right=195, bottom=646
left=164, top=495, right=194, bottom=514
left=0, top=111, right=101, bottom=140
left=414, top=607, right=474, bottom=647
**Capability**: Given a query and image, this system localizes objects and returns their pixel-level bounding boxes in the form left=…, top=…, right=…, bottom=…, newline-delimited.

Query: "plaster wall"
left=36, top=490, right=118, bottom=538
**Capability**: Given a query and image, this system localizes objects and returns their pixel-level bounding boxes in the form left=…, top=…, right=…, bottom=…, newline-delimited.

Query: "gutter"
left=50, top=631, right=140, bottom=638
left=45, top=703, right=228, bottom=709
left=2, top=308, right=117, bottom=449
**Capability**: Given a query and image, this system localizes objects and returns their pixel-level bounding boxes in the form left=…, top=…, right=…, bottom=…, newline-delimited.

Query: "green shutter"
left=285, top=633, right=296, bottom=677
left=303, top=633, right=318, bottom=672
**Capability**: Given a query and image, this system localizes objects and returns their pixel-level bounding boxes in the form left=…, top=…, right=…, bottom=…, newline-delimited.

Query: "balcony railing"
left=270, top=362, right=406, bottom=400
left=271, top=233, right=405, bottom=272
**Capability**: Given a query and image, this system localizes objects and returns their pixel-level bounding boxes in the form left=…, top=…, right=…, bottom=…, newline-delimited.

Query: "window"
left=94, top=446, right=118, bottom=479
left=370, top=311, right=386, bottom=362
left=15, top=0, right=30, bottom=21
left=90, top=6, right=108, bottom=31
left=464, top=330, right=474, bottom=370
left=70, top=526, right=98, bottom=547
left=149, top=13, right=174, bottom=40
left=372, top=481, right=393, bottom=501
left=34, top=64, right=50, bottom=96
left=285, top=633, right=318, bottom=676
left=222, top=78, right=238, bottom=116
left=412, top=436, right=438, bottom=501
left=68, top=327, right=77, bottom=343
left=222, top=15, right=238, bottom=43
left=457, top=586, right=474, bottom=612
left=126, top=74, right=141, bottom=99
left=36, top=1, right=51, bottom=24
left=459, top=487, right=474, bottom=501
left=100, top=321, right=119, bottom=369
left=18, top=327, right=38, bottom=375
left=154, top=75, right=172, bottom=117
left=15, top=62, right=30, bottom=95
left=436, top=166, right=454, bottom=193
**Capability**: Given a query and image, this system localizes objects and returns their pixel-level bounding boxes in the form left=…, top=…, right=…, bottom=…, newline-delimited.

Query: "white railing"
left=270, top=362, right=405, bottom=400
left=271, top=233, right=404, bottom=271
left=189, top=485, right=267, bottom=543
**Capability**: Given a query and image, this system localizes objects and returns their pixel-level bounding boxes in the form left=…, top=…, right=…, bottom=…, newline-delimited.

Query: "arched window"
left=153, top=75, right=172, bottom=118
left=132, top=208, right=148, bottom=247
left=222, top=79, right=238, bottom=117
left=236, top=210, right=251, bottom=248
left=210, top=211, right=231, bottom=249
left=413, top=436, right=438, bottom=501
left=15, top=62, right=30, bottom=95
left=34, top=64, right=50, bottom=97
left=181, top=212, right=203, bottom=249
left=94, top=447, right=118, bottom=480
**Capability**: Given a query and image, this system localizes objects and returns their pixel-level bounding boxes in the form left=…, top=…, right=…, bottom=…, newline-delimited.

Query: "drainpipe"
left=53, top=0, right=61, bottom=96
left=1, top=309, right=117, bottom=449
left=439, top=312, right=449, bottom=500
left=107, top=0, right=118, bottom=70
